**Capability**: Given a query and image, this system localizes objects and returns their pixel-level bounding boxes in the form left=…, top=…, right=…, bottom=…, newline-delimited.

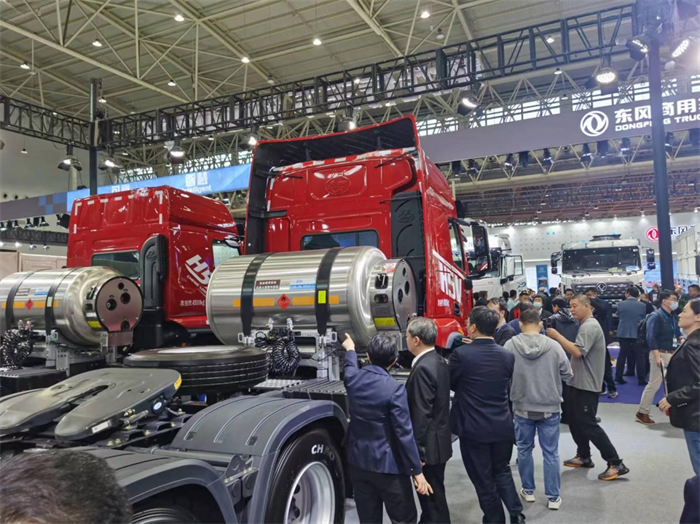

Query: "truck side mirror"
left=646, top=248, right=656, bottom=270
left=224, top=237, right=240, bottom=249
left=550, top=252, right=560, bottom=275
left=464, top=278, right=473, bottom=291
left=471, top=224, right=491, bottom=275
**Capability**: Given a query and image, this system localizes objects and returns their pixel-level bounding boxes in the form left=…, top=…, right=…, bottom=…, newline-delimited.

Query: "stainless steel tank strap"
left=241, top=253, right=273, bottom=336
left=315, top=247, right=342, bottom=336
left=44, top=268, right=79, bottom=331
left=4, top=271, right=34, bottom=329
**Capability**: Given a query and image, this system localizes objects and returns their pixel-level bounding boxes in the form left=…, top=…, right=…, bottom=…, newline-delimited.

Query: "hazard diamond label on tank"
left=277, top=294, right=291, bottom=310
left=25, top=299, right=33, bottom=310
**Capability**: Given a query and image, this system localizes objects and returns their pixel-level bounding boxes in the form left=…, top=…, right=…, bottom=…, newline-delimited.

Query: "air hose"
left=254, top=328, right=300, bottom=377
left=0, top=328, right=33, bottom=369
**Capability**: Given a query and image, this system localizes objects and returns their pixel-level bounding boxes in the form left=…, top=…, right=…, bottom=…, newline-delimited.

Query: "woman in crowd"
left=660, top=298, right=700, bottom=475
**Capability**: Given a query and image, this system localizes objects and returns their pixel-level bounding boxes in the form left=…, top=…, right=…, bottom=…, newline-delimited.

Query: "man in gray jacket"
left=505, top=309, right=573, bottom=511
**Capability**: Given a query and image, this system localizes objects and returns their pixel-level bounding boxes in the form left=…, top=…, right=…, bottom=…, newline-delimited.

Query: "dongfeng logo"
left=596, top=282, right=608, bottom=293
left=580, top=110, right=609, bottom=137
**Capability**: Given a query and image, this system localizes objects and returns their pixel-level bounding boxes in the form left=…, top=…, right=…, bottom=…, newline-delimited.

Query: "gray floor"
left=345, top=403, right=692, bottom=524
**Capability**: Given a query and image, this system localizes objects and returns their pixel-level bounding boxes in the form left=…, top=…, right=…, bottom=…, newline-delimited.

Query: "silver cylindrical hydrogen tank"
left=0, top=267, right=143, bottom=346
left=207, top=246, right=417, bottom=347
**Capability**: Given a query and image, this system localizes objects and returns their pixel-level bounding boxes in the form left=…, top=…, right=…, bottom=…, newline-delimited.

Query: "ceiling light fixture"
left=20, top=61, right=30, bottom=70
left=554, top=67, right=562, bottom=75
left=92, top=39, right=103, bottom=48
left=338, top=117, right=357, bottom=132
left=241, top=56, right=250, bottom=63
left=166, top=140, right=187, bottom=164
left=174, top=13, right=185, bottom=22
left=672, top=37, right=691, bottom=59
left=21, top=148, right=27, bottom=154
left=436, top=28, right=444, bottom=40
left=58, top=145, right=82, bottom=171
left=420, top=9, right=430, bottom=19
left=267, top=77, right=274, bottom=85
left=98, top=96, right=106, bottom=104
left=353, top=77, right=361, bottom=85
left=461, top=93, right=479, bottom=109
left=43, top=245, right=50, bottom=250
left=14, top=241, right=21, bottom=248
left=167, top=79, right=177, bottom=87
left=546, top=36, right=555, bottom=44
left=312, top=37, right=322, bottom=46
left=626, top=37, right=649, bottom=60
left=595, top=67, right=618, bottom=85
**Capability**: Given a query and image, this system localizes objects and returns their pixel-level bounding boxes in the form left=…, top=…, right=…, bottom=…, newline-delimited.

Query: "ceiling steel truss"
left=101, top=4, right=634, bottom=149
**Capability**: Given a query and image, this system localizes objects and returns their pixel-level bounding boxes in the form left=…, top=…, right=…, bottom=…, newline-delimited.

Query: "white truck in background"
left=551, top=234, right=655, bottom=311
left=674, top=225, right=699, bottom=290
left=459, top=222, right=527, bottom=299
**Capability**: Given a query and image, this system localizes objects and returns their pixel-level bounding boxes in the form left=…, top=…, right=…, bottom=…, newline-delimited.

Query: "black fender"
left=82, top=447, right=238, bottom=523
left=167, top=394, right=347, bottom=524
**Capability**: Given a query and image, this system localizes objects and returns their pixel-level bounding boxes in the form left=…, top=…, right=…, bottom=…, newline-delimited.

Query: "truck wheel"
left=265, top=428, right=345, bottom=524
left=124, top=346, right=268, bottom=394
left=131, top=506, right=199, bottom=524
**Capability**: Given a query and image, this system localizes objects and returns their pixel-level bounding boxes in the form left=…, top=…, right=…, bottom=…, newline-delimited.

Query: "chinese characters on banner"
left=614, top=97, right=699, bottom=131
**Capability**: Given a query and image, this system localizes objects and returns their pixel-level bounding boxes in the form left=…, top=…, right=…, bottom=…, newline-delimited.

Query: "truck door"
left=448, top=221, right=470, bottom=324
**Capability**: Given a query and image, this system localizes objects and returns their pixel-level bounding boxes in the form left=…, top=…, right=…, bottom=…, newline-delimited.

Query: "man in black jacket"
left=659, top=298, right=700, bottom=475
left=450, top=307, right=525, bottom=524
left=406, top=318, right=453, bottom=524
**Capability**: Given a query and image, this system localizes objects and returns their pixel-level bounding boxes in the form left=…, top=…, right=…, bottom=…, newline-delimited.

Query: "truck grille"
left=573, top=282, right=633, bottom=309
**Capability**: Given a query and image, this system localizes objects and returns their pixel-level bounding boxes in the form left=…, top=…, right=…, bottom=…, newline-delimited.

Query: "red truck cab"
left=245, top=116, right=488, bottom=349
left=67, top=186, right=239, bottom=348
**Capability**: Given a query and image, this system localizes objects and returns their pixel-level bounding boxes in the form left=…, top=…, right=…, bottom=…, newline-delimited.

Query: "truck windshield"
left=562, top=247, right=641, bottom=273
left=92, top=251, right=140, bottom=279
left=301, top=230, right=378, bottom=251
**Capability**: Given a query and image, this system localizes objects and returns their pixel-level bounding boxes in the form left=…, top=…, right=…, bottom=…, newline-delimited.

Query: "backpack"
left=637, top=310, right=660, bottom=352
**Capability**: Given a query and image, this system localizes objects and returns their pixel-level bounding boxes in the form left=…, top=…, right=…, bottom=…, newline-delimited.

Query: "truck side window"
left=449, top=224, right=465, bottom=271
left=301, top=230, right=379, bottom=251
left=92, top=252, right=140, bottom=279
left=212, top=241, right=239, bottom=267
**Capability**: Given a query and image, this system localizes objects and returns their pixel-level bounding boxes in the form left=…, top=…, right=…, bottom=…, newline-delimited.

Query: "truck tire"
left=124, top=346, right=268, bottom=394
left=131, top=506, right=199, bottom=524
left=264, top=428, right=345, bottom=524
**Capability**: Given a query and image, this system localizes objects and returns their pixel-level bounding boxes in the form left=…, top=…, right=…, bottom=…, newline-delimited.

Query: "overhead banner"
left=65, top=163, right=251, bottom=211
left=421, top=93, right=700, bottom=163
left=0, top=163, right=251, bottom=221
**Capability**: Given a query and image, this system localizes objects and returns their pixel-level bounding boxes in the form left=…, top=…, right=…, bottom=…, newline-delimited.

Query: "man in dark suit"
left=343, top=333, right=432, bottom=524
left=450, top=307, right=525, bottom=524
left=405, top=318, right=452, bottom=524
left=615, top=287, right=647, bottom=384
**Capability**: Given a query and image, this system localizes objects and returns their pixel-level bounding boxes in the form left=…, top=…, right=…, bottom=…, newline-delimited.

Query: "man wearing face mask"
left=635, top=290, right=684, bottom=426
left=533, top=296, right=553, bottom=320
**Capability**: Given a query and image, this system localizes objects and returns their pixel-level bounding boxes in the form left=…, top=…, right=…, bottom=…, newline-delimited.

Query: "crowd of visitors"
left=342, top=285, right=699, bottom=524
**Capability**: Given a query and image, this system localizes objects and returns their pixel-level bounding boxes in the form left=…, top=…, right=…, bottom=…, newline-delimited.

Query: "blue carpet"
left=599, top=343, right=664, bottom=405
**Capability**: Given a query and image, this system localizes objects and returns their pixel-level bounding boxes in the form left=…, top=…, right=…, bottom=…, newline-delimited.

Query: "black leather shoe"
left=615, top=378, right=627, bottom=385
left=638, top=381, right=648, bottom=386
left=510, top=513, right=526, bottom=523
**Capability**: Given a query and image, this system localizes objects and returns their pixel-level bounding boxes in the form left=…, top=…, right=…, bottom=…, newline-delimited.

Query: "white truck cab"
left=551, top=234, right=655, bottom=311
left=459, top=222, right=527, bottom=299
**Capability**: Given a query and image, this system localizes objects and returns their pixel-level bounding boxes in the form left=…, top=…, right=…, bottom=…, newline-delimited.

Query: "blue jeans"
left=685, top=430, right=700, bottom=476
left=514, top=413, right=561, bottom=500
